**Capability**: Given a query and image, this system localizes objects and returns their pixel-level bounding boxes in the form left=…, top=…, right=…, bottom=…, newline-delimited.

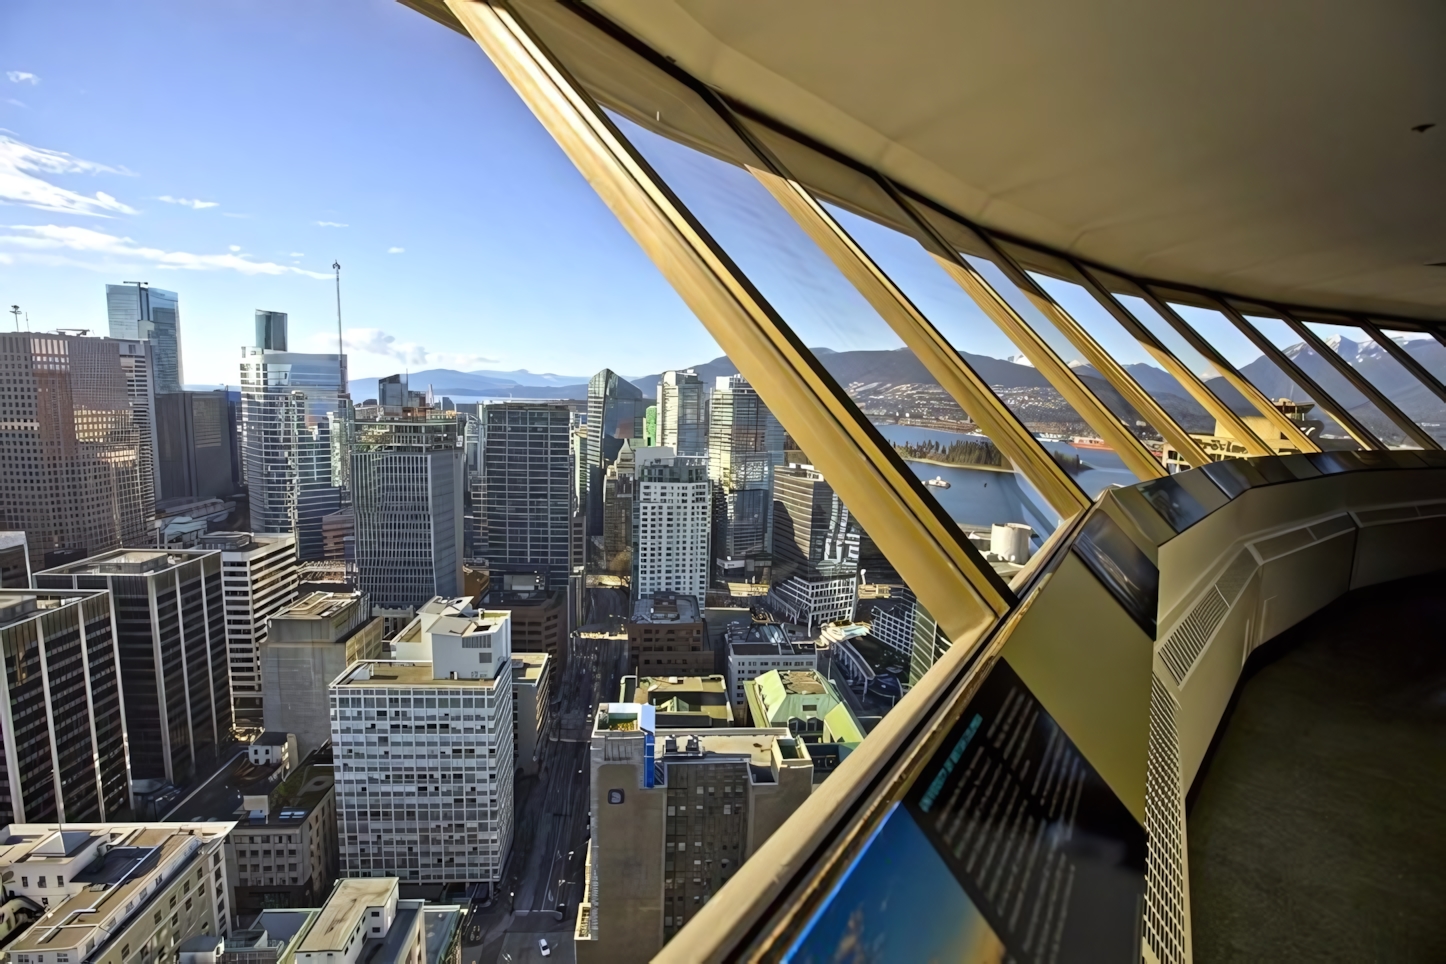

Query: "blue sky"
left=0, top=0, right=723, bottom=385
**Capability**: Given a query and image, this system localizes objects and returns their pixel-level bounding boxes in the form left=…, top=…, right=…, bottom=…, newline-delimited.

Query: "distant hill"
left=349, top=368, right=590, bottom=402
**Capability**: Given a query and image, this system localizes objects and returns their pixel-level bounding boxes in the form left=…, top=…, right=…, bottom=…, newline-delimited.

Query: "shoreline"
left=902, top=455, right=1014, bottom=474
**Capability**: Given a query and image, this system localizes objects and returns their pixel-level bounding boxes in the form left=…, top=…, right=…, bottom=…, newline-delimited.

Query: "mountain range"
left=347, top=336, right=1445, bottom=440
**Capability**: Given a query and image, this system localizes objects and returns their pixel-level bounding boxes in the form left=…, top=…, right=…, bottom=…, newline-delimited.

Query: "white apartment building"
left=725, top=624, right=819, bottom=722
left=199, top=532, right=299, bottom=727
left=331, top=601, right=514, bottom=884
left=632, top=448, right=710, bottom=608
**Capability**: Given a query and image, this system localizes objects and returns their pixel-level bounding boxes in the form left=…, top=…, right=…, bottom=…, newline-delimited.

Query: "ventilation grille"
left=1144, top=674, right=1189, bottom=964
left=1213, top=550, right=1257, bottom=607
left=1158, top=589, right=1227, bottom=685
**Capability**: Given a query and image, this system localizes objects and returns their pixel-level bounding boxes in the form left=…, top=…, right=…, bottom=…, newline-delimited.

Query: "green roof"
left=745, top=670, right=865, bottom=748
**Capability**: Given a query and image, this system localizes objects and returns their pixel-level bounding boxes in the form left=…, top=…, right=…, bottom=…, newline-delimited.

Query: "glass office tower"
left=239, top=346, right=347, bottom=560
left=106, top=283, right=183, bottom=393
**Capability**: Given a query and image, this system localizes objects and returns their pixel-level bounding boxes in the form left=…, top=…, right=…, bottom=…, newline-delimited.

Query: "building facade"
left=575, top=705, right=812, bottom=962
left=0, top=333, right=152, bottom=568
left=767, top=465, right=859, bottom=631
left=479, top=403, right=572, bottom=588
left=197, top=532, right=299, bottom=728
left=656, top=370, right=706, bottom=457
left=157, top=390, right=237, bottom=503
left=0, top=822, right=234, bottom=964
left=511, top=652, right=550, bottom=777
left=631, top=449, right=710, bottom=607
left=0, top=590, right=130, bottom=823
left=725, top=625, right=818, bottom=718
left=627, top=592, right=711, bottom=675
left=239, top=346, right=347, bottom=561
left=114, top=338, right=159, bottom=518
left=351, top=417, right=463, bottom=610
left=584, top=370, right=649, bottom=557
left=263, top=591, right=385, bottom=757
left=106, top=283, right=183, bottom=394
left=0, top=532, right=30, bottom=588
left=35, top=549, right=231, bottom=785
left=332, top=605, right=515, bottom=884
left=707, top=375, right=784, bottom=580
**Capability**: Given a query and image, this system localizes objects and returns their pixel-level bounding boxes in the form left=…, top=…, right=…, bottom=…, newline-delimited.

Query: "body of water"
left=875, top=423, right=1141, bottom=543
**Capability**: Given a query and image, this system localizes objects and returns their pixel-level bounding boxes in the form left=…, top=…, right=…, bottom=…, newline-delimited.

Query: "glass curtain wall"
left=1302, top=320, right=1446, bottom=446
left=1165, top=300, right=1363, bottom=449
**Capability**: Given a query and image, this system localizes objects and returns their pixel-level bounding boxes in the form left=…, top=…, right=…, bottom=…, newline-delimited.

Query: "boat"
left=923, top=475, right=952, bottom=489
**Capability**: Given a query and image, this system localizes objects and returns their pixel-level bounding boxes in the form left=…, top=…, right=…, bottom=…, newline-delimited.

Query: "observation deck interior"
left=1188, top=571, right=1446, bottom=962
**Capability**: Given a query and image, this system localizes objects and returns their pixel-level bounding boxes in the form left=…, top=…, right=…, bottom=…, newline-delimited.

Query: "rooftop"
left=333, top=661, right=504, bottom=689
left=511, top=652, right=549, bottom=683
left=274, top=591, right=364, bottom=622
left=299, top=878, right=397, bottom=954
left=37, top=548, right=213, bottom=577
left=0, top=591, right=96, bottom=631
left=172, top=749, right=334, bottom=825
left=631, top=591, right=701, bottom=624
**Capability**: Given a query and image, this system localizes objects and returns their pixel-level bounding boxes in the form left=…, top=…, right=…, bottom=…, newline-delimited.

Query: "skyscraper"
left=351, top=414, right=463, bottom=609
left=481, top=402, right=572, bottom=589
left=332, top=601, right=515, bottom=884
left=632, top=448, right=710, bottom=607
left=0, top=333, right=151, bottom=568
left=708, top=375, right=784, bottom=580
left=657, top=369, right=707, bottom=456
left=156, top=390, right=237, bottom=502
left=239, top=342, right=347, bottom=560
left=768, top=465, right=859, bottom=631
left=115, top=337, right=160, bottom=516
left=196, top=531, right=299, bottom=727
left=255, top=309, right=288, bottom=351
left=106, top=283, right=183, bottom=393
left=0, top=588, right=130, bottom=822
left=34, top=548, right=230, bottom=785
left=584, top=370, right=649, bottom=553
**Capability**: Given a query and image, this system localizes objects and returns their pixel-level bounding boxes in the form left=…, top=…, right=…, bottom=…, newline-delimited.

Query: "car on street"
left=537, top=938, right=551, bottom=957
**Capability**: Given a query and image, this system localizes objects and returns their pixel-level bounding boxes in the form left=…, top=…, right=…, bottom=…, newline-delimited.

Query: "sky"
left=0, top=0, right=723, bottom=385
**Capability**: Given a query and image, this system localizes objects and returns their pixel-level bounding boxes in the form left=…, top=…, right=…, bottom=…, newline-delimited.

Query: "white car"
left=537, top=938, right=551, bottom=958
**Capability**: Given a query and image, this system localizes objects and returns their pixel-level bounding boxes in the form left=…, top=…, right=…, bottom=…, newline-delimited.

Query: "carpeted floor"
left=1187, top=571, right=1446, bottom=962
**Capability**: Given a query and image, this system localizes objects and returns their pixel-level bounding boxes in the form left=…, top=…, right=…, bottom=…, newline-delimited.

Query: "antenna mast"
left=8, top=305, right=19, bottom=332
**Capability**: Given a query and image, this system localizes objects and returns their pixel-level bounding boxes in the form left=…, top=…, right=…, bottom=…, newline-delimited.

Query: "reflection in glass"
left=1304, top=322, right=1446, bottom=446
left=1168, top=303, right=1362, bottom=449
left=1071, top=511, right=1160, bottom=638
left=1238, top=314, right=1401, bottom=447
left=1375, top=328, right=1446, bottom=386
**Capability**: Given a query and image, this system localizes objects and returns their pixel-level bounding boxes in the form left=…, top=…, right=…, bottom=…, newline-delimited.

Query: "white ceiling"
left=564, top=0, right=1446, bottom=322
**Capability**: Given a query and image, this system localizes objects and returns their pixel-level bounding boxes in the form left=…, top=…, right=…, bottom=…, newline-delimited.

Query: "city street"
left=460, top=626, right=629, bottom=964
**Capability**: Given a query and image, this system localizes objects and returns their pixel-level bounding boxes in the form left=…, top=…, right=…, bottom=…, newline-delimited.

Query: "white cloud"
left=6, top=72, right=38, bottom=85
left=289, top=251, right=304, bottom=257
left=315, top=220, right=348, bottom=228
left=387, top=246, right=404, bottom=254
left=6, top=99, right=27, bottom=109
left=316, top=327, right=496, bottom=371
left=0, top=224, right=332, bottom=278
left=157, top=195, right=219, bottom=210
left=228, top=244, right=241, bottom=252
left=221, top=212, right=250, bottom=219
left=0, top=134, right=136, bottom=216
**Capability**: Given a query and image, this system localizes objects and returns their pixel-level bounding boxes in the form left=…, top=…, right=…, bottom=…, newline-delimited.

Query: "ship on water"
left=924, top=475, right=952, bottom=489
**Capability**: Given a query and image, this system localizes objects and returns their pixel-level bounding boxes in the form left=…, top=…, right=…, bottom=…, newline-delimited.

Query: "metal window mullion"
left=1355, top=320, right=1446, bottom=406
left=980, top=241, right=1209, bottom=468
left=884, top=193, right=1166, bottom=480
left=1269, top=308, right=1439, bottom=450
left=443, top=0, right=1010, bottom=642
left=1207, top=297, right=1382, bottom=450
left=1071, top=262, right=1273, bottom=457
left=1138, top=289, right=1319, bottom=452
left=704, top=110, right=1087, bottom=516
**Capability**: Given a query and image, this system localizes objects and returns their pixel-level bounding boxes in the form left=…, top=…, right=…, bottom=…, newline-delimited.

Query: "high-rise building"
left=708, top=375, right=784, bottom=581
left=511, top=652, right=550, bottom=776
left=107, top=283, right=183, bottom=394
left=481, top=572, right=568, bottom=676
left=767, top=465, right=859, bottom=631
left=263, top=590, right=385, bottom=756
left=157, top=390, right=237, bottom=502
left=35, top=548, right=230, bottom=785
left=239, top=344, right=347, bottom=561
left=575, top=705, right=812, bottom=960
left=195, top=532, right=299, bottom=727
left=0, top=589, right=130, bottom=822
left=0, top=333, right=151, bottom=568
left=115, top=337, right=160, bottom=517
left=657, top=369, right=707, bottom=456
left=255, top=309, right=289, bottom=352
left=0, top=822, right=234, bottom=960
left=632, top=448, right=710, bottom=606
left=626, top=591, right=711, bottom=675
left=351, top=414, right=462, bottom=609
left=480, top=402, right=572, bottom=588
left=332, top=602, right=515, bottom=884
left=584, top=370, right=649, bottom=552
left=724, top=623, right=818, bottom=715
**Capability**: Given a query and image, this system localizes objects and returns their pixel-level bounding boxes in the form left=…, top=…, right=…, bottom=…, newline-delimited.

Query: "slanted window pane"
left=1303, top=322, right=1446, bottom=446
left=1168, top=303, right=1362, bottom=450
